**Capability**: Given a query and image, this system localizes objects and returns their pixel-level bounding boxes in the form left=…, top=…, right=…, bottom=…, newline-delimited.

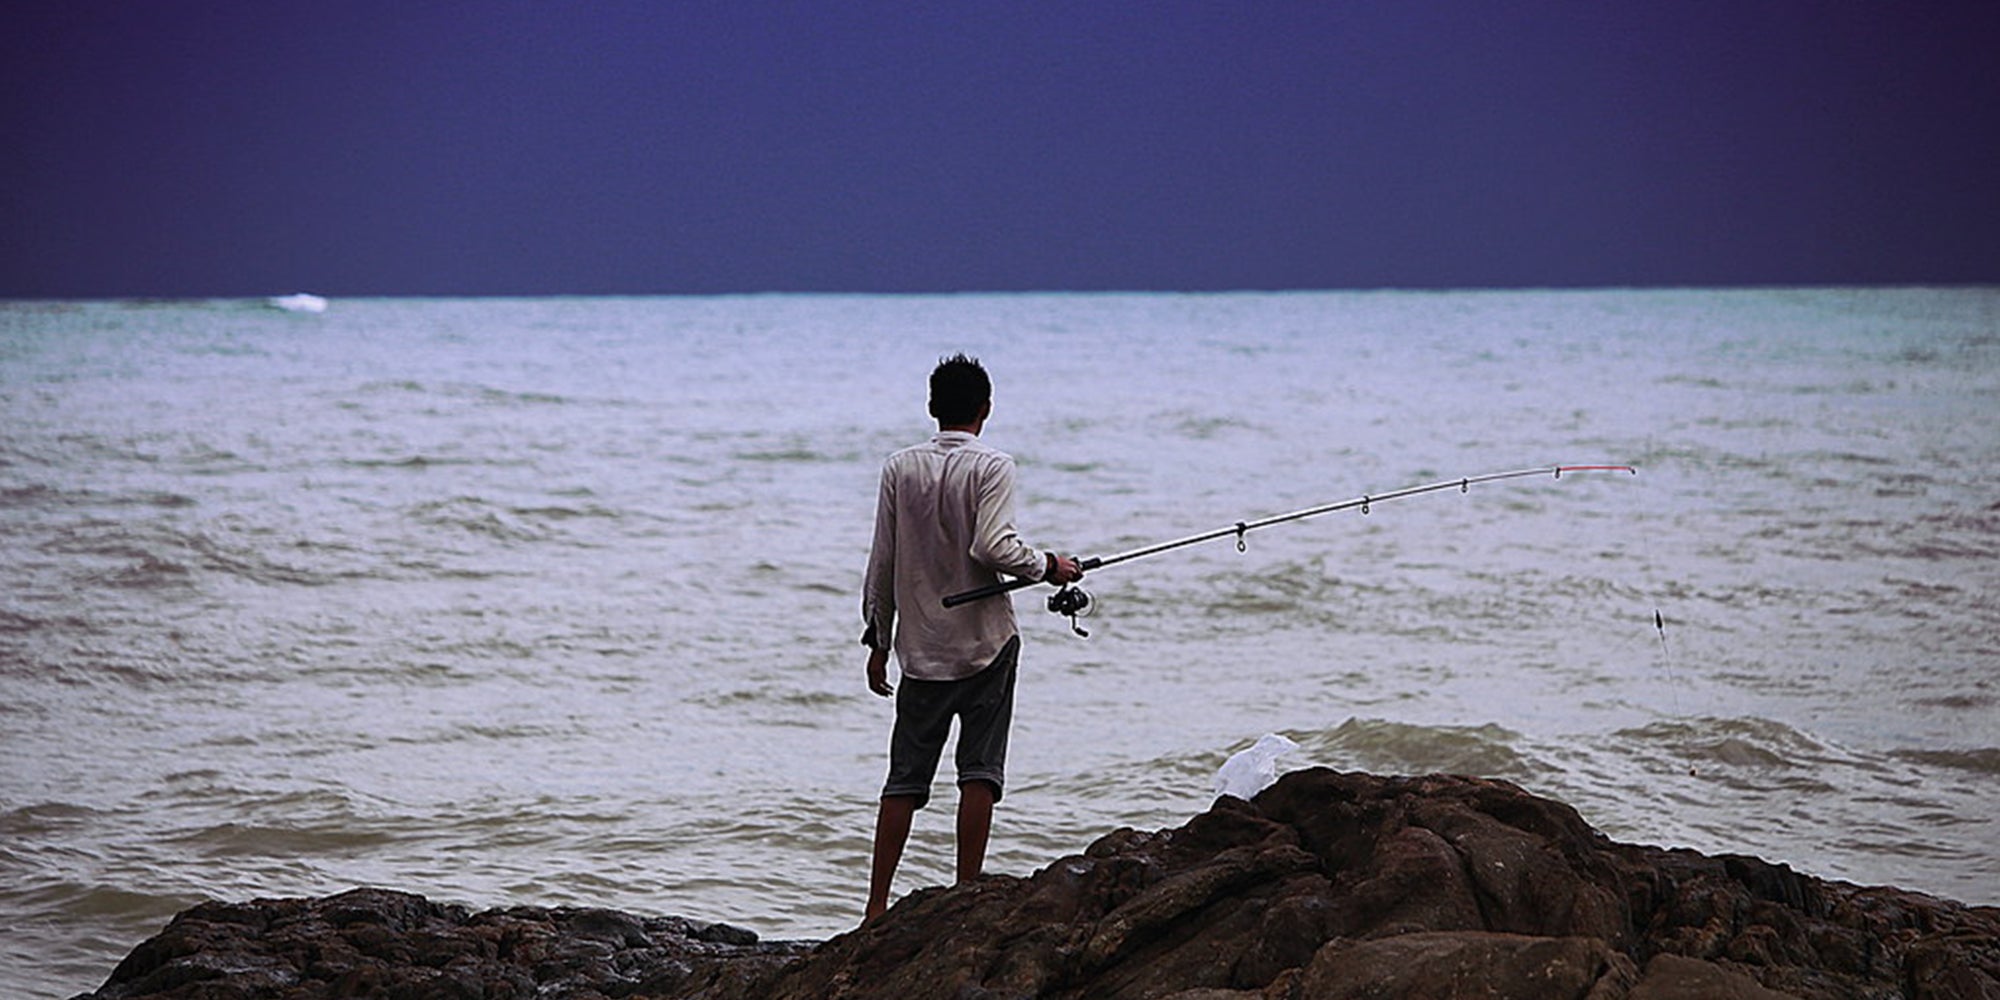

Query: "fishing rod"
left=942, top=464, right=1637, bottom=633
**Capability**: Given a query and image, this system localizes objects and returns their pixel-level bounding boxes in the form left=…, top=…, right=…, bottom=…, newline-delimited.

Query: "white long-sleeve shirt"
left=862, top=431, right=1047, bottom=681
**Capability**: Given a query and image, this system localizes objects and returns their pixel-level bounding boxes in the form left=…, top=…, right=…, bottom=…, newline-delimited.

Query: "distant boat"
left=268, top=293, right=329, bottom=314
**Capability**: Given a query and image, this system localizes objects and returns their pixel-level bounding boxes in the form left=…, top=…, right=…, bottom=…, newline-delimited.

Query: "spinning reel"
left=1046, top=585, right=1097, bottom=637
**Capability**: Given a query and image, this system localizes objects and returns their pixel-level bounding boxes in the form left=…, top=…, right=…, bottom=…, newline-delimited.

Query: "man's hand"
left=1046, top=553, right=1085, bottom=586
left=866, top=646, right=894, bottom=697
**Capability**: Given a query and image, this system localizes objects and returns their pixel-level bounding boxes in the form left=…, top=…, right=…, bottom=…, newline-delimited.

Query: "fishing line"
left=1625, top=443, right=1697, bottom=776
left=944, top=464, right=1639, bottom=635
left=1651, top=608, right=1699, bottom=776
left=1653, top=609, right=1680, bottom=714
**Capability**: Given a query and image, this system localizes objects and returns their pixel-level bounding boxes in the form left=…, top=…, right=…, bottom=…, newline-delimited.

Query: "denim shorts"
left=881, top=636, right=1020, bottom=809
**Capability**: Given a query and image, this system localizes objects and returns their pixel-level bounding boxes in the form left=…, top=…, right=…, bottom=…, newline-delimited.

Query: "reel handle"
left=1047, top=585, right=1095, bottom=637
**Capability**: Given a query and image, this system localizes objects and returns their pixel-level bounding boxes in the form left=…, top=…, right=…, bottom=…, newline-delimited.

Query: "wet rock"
left=74, top=886, right=807, bottom=1000
left=77, top=770, right=2000, bottom=999
left=1291, top=931, right=1640, bottom=999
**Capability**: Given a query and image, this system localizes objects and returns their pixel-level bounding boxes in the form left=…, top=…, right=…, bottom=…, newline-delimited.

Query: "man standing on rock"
left=860, top=353, right=1082, bottom=922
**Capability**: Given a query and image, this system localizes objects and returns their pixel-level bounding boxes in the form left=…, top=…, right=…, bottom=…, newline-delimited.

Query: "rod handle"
left=942, top=555, right=1102, bottom=608
left=942, top=577, right=1035, bottom=608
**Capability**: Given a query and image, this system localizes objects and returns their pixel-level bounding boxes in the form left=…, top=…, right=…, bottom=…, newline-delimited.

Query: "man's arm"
left=970, top=453, right=1084, bottom=585
left=861, top=464, right=900, bottom=696
left=967, top=454, right=1048, bottom=579
left=860, top=465, right=897, bottom=654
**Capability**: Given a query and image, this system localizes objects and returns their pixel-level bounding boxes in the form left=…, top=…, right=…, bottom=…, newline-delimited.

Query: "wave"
left=0, top=483, right=197, bottom=511
left=1608, top=716, right=1893, bottom=794
left=476, top=387, right=570, bottom=406
left=341, top=455, right=484, bottom=470
left=1019, top=748, right=1224, bottom=825
left=347, top=380, right=574, bottom=407
left=0, top=800, right=105, bottom=837
left=1752, top=514, right=2000, bottom=564
left=1288, top=717, right=1537, bottom=780
left=1165, top=412, right=1267, bottom=441
left=1184, top=559, right=1651, bottom=645
left=733, top=446, right=858, bottom=464
left=406, top=497, right=551, bottom=542
left=1910, top=692, right=1998, bottom=711
left=43, top=521, right=338, bottom=588
left=0, top=607, right=77, bottom=635
left=165, top=819, right=402, bottom=858
left=509, top=503, right=622, bottom=521
left=5, top=434, right=260, bottom=475
left=1890, top=747, right=2000, bottom=776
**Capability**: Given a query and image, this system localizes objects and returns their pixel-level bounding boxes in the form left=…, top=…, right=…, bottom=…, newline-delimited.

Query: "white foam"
left=268, top=292, right=328, bottom=314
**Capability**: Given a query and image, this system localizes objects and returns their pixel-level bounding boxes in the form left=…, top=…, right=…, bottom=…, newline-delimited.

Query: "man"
left=860, top=353, right=1082, bottom=922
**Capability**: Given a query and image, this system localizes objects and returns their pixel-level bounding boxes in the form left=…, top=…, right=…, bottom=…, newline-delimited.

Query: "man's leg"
left=955, top=778, right=997, bottom=884
left=952, top=638, right=1018, bottom=886
left=866, top=794, right=918, bottom=921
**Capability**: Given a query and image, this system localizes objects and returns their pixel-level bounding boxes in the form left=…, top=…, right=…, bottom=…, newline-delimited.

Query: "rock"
left=75, top=769, right=2000, bottom=1000
left=73, top=887, right=808, bottom=1000
left=1628, top=953, right=1803, bottom=999
left=1291, top=931, right=1640, bottom=999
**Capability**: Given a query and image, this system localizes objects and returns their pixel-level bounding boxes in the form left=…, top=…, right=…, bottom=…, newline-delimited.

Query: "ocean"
left=3, top=289, right=1995, bottom=998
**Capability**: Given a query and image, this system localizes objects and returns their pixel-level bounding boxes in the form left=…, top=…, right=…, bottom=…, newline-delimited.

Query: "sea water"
left=2, top=289, right=1995, bottom=997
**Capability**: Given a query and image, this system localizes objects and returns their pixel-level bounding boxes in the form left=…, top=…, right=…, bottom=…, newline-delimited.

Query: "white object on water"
left=1212, top=733, right=1299, bottom=799
left=269, top=293, right=329, bottom=314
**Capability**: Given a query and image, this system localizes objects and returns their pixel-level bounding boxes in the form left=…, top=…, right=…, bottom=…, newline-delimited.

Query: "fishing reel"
left=1047, top=586, right=1097, bottom=637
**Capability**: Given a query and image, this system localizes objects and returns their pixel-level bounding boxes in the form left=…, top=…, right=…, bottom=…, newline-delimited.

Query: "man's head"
left=929, top=353, right=992, bottom=428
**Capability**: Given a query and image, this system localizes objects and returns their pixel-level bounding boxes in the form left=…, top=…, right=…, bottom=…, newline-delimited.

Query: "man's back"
left=863, top=431, right=1041, bottom=682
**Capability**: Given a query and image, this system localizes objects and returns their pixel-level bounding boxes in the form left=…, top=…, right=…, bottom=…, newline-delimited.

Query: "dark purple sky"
left=4, top=2, right=1996, bottom=297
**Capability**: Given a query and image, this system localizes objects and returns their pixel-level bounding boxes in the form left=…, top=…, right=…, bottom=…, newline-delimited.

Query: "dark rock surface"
left=72, top=888, right=807, bottom=1000
left=77, top=769, right=2000, bottom=999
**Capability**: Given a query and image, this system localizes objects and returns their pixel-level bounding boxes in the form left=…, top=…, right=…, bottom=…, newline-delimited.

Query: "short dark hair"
left=928, top=353, right=991, bottom=426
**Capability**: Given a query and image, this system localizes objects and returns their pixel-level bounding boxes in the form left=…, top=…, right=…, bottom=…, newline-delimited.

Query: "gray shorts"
left=881, top=636, right=1020, bottom=809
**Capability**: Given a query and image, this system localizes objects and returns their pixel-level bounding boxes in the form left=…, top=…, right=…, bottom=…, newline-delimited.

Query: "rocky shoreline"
left=75, top=768, right=2000, bottom=999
